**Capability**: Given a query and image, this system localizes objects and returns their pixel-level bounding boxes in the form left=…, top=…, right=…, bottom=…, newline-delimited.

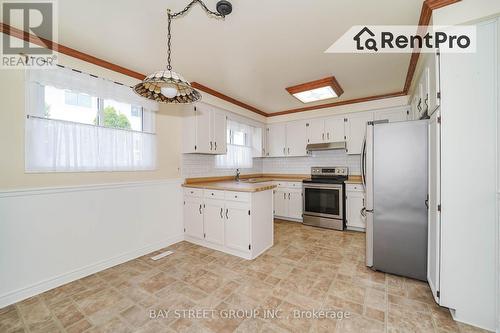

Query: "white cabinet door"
left=252, top=126, right=264, bottom=158
left=427, top=48, right=441, bottom=116
left=267, top=124, right=286, bottom=157
left=347, top=191, right=366, bottom=229
left=345, top=112, right=373, bottom=155
left=224, top=201, right=251, bottom=253
left=274, top=189, right=288, bottom=217
left=374, top=108, right=409, bottom=123
left=211, top=110, right=227, bottom=154
left=184, top=197, right=204, bottom=239
left=428, top=109, right=441, bottom=302
left=203, top=199, right=225, bottom=246
left=324, top=116, right=345, bottom=142
left=422, top=67, right=430, bottom=116
left=286, top=121, right=307, bottom=157
left=306, top=118, right=325, bottom=144
left=287, top=189, right=303, bottom=220
left=195, top=104, right=212, bottom=153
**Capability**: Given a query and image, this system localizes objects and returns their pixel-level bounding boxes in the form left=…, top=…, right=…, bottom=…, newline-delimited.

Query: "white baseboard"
left=450, top=308, right=496, bottom=332
left=0, top=234, right=183, bottom=308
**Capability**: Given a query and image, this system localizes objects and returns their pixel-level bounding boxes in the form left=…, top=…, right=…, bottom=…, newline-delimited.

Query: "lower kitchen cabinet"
left=346, top=184, right=366, bottom=231
left=183, top=188, right=273, bottom=259
left=224, top=200, right=251, bottom=253
left=273, top=182, right=303, bottom=222
left=183, top=195, right=204, bottom=239
left=203, top=198, right=225, bottom=246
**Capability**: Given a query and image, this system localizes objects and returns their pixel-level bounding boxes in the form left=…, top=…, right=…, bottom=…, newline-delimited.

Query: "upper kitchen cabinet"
left=286, top=121, right=308, bottom=156
left=426, top=48, right=441, bottom=116
left=306, top=118, right=325, bottom=144
left=306, top=116, right=345, bottom=144
left=182, top=103, right=227, bottom=154
left=252, top=126, right=266, bottom=158
left=410, top=49, right=440, bottom=120
left=266, top=121, right=307, bottom=157
left=266, top=123, right=286, bottom=157
left=374, top=107, right=410, bottom=123
left=325, top=116, right=345, bottom=142
left=345, top=112, right=373, bottom=154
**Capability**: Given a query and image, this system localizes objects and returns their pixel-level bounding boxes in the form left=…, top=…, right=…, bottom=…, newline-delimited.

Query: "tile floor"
left=0, top=220, right=487, bottom=333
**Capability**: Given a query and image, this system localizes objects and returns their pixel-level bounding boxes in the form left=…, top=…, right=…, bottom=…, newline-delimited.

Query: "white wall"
left=439, top=19, right=497, bottom=331
left=0, top=179, right=184, bottom=308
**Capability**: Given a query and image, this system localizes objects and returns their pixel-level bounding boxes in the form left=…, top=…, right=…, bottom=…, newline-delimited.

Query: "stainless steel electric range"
left=302, top=166, right=348, bottom=230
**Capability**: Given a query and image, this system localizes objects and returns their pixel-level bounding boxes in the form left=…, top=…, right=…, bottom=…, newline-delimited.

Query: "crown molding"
left=1, top=0, right=461, bottom=118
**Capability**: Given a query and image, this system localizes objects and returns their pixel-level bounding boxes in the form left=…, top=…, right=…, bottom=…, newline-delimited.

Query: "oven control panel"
left=311, top=167, right=348, bottom=176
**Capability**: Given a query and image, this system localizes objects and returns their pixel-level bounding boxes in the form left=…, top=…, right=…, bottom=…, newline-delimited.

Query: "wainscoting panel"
left=0, top=179, right=184, bottom=307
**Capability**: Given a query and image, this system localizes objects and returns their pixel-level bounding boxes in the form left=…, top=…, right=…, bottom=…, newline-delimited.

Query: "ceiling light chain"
left=134, top=0, right=232, bottom=104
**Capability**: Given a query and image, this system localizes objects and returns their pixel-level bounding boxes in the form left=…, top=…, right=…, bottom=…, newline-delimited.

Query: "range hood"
left=306, top=141, right=346, bottom=151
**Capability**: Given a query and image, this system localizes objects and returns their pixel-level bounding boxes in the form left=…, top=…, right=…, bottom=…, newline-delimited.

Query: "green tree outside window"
left=94, top=106, right=131, bottom=129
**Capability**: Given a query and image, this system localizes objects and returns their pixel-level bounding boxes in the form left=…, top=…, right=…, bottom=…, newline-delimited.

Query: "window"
left=25, top=67, right=158, bottom=172
left=46, top=86, right=99, bottom=125
left=216, top=120, right=254, bottom=169
left=64, top=91, right=92, bottom=108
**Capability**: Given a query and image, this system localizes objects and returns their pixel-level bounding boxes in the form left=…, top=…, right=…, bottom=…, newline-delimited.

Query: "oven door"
left=303, top=183, right=343, bottom=219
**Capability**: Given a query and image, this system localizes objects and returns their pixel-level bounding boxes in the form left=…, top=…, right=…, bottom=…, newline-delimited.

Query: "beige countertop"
left=182, top=180, right=276, bottom=193
left=345, top=175, right=362, bottom=184
left=183, top=174, right=362, bottom=191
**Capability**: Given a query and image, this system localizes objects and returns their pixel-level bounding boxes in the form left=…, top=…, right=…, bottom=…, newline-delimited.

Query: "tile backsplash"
left=261, top=150, right=361, bottom=175
left=182, top=150, right=360, bottom=178
left=182, top=154, right=263, bottom=178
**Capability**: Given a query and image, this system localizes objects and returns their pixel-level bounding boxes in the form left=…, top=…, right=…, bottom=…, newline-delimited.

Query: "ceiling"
left=54, top=0, right=422, bottom=113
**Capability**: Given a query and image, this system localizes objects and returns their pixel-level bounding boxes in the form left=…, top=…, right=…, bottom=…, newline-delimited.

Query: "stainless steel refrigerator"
left=362, top=120, right=428, bottom=281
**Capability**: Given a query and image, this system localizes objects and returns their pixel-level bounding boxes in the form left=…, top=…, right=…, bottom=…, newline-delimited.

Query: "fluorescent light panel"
left=293, top=86, right=338, bottom=103
left=286, top=76, right=344, bottom=104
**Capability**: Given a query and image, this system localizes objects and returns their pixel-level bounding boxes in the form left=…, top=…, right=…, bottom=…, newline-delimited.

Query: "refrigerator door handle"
left=361, top=134, right=367, bottom=190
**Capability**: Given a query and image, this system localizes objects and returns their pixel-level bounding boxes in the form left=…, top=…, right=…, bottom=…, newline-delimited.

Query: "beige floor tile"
left=3, top=220, right=480, bottom=333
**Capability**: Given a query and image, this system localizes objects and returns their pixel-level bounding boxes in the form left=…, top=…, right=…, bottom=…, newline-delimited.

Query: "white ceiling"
left=55, top=0, right=423, bottom=113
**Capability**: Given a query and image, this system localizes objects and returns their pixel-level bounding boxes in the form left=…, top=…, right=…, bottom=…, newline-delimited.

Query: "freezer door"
left=372, top=120, right=428, bottom=281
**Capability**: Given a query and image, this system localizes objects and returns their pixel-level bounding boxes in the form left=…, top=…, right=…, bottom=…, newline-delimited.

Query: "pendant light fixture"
left=134, top=0, right=232, bottom=104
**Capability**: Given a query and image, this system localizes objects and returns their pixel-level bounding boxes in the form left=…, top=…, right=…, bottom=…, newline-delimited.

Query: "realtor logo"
left=353, top=27, right=378, bottom=51
left=326, top=25, right=476, bottom=54
left=1, top=0, right=57, bottom=68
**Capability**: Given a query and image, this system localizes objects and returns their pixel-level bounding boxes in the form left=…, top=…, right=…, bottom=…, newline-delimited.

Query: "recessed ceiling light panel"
left=286, top=76, right=344, bottom=103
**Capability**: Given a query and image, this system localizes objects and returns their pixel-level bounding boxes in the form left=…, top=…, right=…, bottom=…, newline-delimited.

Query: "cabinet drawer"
left=204, top=189, right=225, bottom=200
left=225, top=191, right=251, bottom=202
left=346, top=184, right=364, bottom=192
left=276, top=181, right=290, bottom=188
left=184, top=188, right=203, bottom=197
left=288, top=182, right=302, bottom=188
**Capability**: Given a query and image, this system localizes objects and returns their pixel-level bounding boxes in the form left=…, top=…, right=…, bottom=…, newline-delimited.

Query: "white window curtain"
left=25, top=67, right=158, bottom=172
left=215, top=120, right=254, bottom=169
left=27, top=67, right=158, bottom=111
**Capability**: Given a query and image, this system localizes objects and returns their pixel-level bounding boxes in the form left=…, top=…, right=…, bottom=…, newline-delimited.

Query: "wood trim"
left=1, top=0, right=461, bottom=118
left=190, top=82, right=267, bottom=116
left=0, top=23, right=146, bottom=80
left=184, top=174, right=310, bottom=184
left=286, top=76, right=344, bottom=99
left=425, top=0, right=461, bottom=10
left=185, top=174, right=262, bottom=184
left=403, top=0, right=461, bottom=93
left=0, top=23, right=266, bottom=116
left=269, top=91, right=406, bottom=117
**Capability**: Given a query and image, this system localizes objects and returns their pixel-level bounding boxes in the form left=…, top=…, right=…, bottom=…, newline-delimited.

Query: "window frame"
left=43, top=84, right=148, bottom=134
